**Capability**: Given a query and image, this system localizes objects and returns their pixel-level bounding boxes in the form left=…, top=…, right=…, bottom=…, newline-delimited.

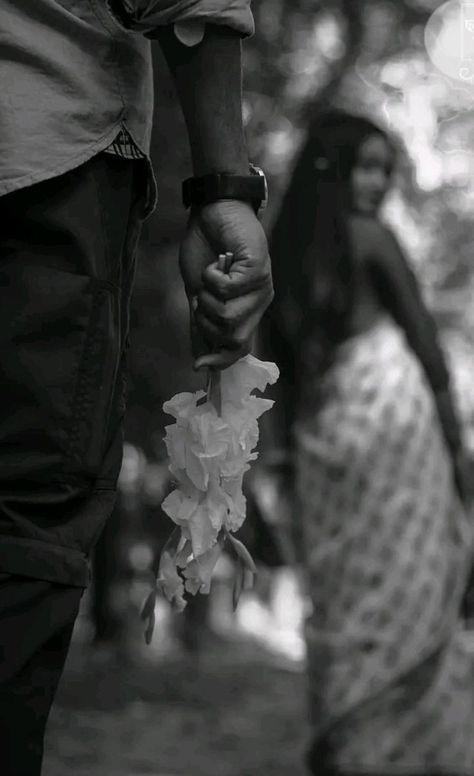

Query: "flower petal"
left=163, top=391, right=205, bottom=420
left=183, top=541, right=223, bottom=595
left=221, top=355, right=279, bottom=409
left=157, top=549, right=187, bottom=611
left=226, top=532, right=257, bottom=573
left=161, top=489, right=200, bottom=526
left=188, top=504, right=219, bottom=556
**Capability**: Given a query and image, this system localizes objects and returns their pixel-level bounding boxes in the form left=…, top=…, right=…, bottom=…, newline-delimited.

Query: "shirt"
left=105, top=127, right=147, bottom=160
left=99, top=14, right=209, bottom=161
left=0, top=0, right=254, bottom=212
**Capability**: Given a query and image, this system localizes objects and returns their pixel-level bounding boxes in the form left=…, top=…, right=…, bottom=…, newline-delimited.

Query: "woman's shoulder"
left=347, top=214, right=400, bottom=267
left=348, top=214, right=396, bottom=251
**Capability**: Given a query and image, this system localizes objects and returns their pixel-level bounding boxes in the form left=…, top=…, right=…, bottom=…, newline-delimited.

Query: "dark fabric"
left=105, top=0, right=255, bottom=38
left=0, top=152, right=148, bottom=586
left=0, top=0, right=154, bottom=199
left=0, top=573, right=82, bottom=776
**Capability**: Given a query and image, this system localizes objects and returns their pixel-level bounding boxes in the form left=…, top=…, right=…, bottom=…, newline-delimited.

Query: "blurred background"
left=44, top=1, right=474, bottom=774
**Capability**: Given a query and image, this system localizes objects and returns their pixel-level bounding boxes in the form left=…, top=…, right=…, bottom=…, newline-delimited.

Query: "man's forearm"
left=155, top=25, right=249, bottom=177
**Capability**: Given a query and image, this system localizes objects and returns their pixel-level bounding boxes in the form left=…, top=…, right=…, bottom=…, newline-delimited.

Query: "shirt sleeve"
left=106, top=0, right=255, bottom=39
left=173, top=20, right=206, bottom=45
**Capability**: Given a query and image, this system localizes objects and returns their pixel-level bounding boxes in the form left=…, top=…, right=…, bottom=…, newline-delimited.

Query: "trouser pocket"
left=0, top=260, right=122, bottom=486
left=64, top=278, right=122, bottom=481
left=0, top=153, right=147, bottom=491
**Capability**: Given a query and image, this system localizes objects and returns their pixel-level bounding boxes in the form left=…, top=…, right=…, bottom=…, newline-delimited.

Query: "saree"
left=295, top=315, right=474, bottom=774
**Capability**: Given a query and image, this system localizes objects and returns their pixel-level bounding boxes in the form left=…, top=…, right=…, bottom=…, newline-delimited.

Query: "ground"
left=43, top=638, right=309, bottom=776
left=43, top=577, right=310, bottom=776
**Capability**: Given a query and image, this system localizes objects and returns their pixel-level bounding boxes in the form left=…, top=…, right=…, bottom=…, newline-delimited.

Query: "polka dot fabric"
left=295, top=316, right=474, bottom=774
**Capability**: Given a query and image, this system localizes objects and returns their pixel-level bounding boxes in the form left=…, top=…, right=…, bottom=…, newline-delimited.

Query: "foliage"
left=126, top=0, right=474, bottom=456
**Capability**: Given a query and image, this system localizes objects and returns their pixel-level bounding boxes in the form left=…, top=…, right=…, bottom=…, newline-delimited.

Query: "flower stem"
left=206, top=252, right=233, bottom=415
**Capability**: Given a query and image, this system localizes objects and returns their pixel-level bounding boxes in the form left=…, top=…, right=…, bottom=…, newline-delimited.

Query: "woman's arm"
left=359, top=218, right=466, bottom=491
left=367, top=223, right=451, bottom=387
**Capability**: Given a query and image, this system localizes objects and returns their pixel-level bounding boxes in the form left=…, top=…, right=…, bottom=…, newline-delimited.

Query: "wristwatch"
left=182, top=164, right=268, bottom=216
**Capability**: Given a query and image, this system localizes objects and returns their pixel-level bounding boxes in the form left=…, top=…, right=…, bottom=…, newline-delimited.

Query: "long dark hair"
left=260, top=110, right=391, bottom=444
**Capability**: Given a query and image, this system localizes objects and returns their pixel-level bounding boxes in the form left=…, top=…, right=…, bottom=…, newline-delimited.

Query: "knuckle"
left=218, top=283, right=232, bottom=302
left=197, top=315, right=215, bottom=337
left=220, top=306, right=234, bottom=326
left=205, top=267, right=228, bottom=289
left=228, top=332, right=247, bottom=350
left=220, top=286, right=232, bottom=302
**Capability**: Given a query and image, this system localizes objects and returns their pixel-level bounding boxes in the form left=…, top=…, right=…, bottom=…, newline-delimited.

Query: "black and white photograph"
left=1, top=1, right=474, bottom=775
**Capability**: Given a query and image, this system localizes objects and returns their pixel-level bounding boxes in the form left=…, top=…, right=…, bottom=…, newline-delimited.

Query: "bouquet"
left=141, top=255, right=279, bottom=644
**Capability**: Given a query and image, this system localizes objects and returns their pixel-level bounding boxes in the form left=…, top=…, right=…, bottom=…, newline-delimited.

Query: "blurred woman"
left=261, top=109, right=474, bottom=775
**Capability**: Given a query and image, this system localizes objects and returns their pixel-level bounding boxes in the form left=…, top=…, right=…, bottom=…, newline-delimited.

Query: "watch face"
left=250, top=165, right=268, bottom=212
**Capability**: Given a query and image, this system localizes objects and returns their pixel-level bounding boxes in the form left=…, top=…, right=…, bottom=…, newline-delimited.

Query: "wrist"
left=183, top=166, right=268, bottom=216
left=192, top=159, right=249, bottom=177
left=190, top=140, right=248, bottom=178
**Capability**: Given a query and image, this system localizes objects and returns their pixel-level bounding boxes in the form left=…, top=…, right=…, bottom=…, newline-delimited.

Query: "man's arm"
left=154, top=24, right=248, bottom=178
left=106, top=1, right=253, bottom=176
left=107, top=3, right=273, bottom=370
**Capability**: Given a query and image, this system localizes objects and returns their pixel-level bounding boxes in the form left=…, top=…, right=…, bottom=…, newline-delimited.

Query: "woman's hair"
left=261, top=109, right=392, bottom=438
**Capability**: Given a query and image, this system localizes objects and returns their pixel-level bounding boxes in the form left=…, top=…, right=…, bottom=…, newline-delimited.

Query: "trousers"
left=0, top=151, right=147, bottom=774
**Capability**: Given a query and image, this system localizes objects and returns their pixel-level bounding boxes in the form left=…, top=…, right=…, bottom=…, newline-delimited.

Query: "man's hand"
left=179, top=199, right=273, bottom=370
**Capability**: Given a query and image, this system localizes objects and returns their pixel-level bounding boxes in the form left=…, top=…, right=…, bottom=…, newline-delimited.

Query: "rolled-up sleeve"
left=106, top=0, right=255, bottom=38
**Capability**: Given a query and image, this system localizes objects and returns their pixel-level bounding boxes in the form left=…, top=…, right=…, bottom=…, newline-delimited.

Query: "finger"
left=194, top=289, right=268, bottom=351
left=194, top=343, right=251, bottom=372
left=202, top=261, right=272, bottom=302
left=196, top=289, right=237, bottom=331
left=202, top=265, right=268, bottom=301
left=193, top=309, right=247, bottom=352
left=197, top=286, right=273, bottom=333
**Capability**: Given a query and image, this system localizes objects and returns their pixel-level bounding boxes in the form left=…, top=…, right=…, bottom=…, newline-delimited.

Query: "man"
left=0, top=1, right=273, bottom=772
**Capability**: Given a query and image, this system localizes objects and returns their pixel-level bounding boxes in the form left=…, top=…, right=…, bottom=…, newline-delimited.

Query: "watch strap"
left=182, top=171, right=267, bottom=213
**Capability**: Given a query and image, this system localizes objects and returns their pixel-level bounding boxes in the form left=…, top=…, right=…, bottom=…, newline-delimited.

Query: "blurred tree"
left=88, top=1, right=473, bottom=654
left=126, top=0, right=474, bottom=483
left=102, top=0, right=474, bottom=652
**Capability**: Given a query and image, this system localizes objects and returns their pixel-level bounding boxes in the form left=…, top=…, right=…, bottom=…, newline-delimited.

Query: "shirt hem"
left=0, top=121, right=153, bottom=208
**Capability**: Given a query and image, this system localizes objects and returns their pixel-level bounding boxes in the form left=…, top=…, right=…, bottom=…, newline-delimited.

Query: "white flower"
left=220, top=355, right=279, bottom=409
left=157, top=546, right=187, bottom=612
left=157, top=355, right=279, bottom=609
left=163, top=390, right=206, bottom=421
left=183, top=541, right=223, bottom=595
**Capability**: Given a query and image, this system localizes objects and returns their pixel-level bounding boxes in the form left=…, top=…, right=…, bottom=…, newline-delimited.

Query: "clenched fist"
left=179, top=199, right=274, bottom=370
